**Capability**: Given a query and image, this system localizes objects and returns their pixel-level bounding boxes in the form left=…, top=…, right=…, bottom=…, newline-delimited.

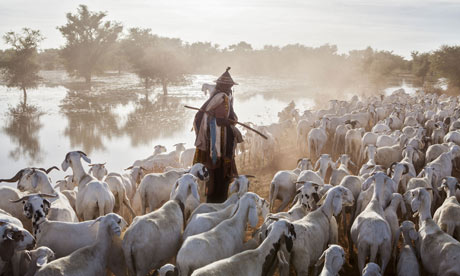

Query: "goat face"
left=1, top=225, right=35, bottom=254
left=24, top=196, right=51, bottom=223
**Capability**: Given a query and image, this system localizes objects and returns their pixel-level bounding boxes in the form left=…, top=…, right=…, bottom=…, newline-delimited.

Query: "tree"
left=410, top=51, right=431, bottom=85
left=431, top=45, right=460, bottom=90
left=122, top=28, right=187, bottom=95
left=58, top=5, right=122, bottom=83
left=0, top=28, right=44, bottom=105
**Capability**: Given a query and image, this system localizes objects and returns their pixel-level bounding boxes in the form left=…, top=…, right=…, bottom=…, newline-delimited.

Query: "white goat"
left=288, top=186, right=353, bottom=275
left=176, top=192, right=269, bottom=275
left=269, top=158, right=312, bottom=212
left=308, top=118, right=329, bottom=161
left=404, top=187, right=460, bottom=275
left=397, top=221, right=420, bottom=276
left=61, top=151, right=115, bottom=220
left=135, top=163, right=208, bottom=214
left=351, top=172, right=392, bottom=275
left=316, top=245, right=346, bottom=276
left=191, top=219, right=296, bottom=276
left=122, top=174, right=200, bottom=276
left=35, top=213, right=126, bottom=276
left=433, top=177, right=460, bottom=240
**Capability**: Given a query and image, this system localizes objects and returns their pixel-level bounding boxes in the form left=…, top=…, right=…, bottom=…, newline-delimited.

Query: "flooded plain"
left=0, top=72, right=319, bottom=182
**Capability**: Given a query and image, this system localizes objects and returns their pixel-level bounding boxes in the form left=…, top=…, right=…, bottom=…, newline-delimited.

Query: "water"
left=0, top=72, right=316, bottom=184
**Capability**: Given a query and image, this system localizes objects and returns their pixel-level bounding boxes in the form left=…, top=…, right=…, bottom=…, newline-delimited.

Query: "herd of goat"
left=2, top=88, right=460, bottom=275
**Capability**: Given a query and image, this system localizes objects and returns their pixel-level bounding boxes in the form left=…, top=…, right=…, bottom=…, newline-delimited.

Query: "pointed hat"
left=215, top=67, right=238, bottom=85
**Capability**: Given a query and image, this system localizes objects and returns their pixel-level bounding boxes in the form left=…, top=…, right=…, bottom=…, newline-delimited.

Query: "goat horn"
left=124, top=166, right=134, bottom=170
left=77, top=151, right=87, bottom=156
left=244, top=175, right=255, bottom=178
left=45, top=166, right=59, bottom=174
left=140, top=167, right=148, bottom=171
left=297, top=158, right=303, bottom=164
left=10, top=195, right=31, bottom=203
left=37, top=193, right=58, bottom=198
left=295, top=181, right=306, bottom=184
left=0, top=169, right=25, bottom=183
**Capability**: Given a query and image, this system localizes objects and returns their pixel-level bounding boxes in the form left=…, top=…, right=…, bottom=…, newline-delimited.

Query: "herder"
left=192, top=67, right=243, bottom=203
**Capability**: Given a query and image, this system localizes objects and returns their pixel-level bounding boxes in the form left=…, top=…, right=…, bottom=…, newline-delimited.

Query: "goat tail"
left=124, top=244, right=136, bottom=276
left=369, top=243, right=379, bottom=263
left=123, top=192, right=136, bottom=218
left=269, top=181, right=278, bottom=211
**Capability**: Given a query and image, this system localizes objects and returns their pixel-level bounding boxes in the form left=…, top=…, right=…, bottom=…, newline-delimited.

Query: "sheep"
left=433, top=177, right=460, bottom=240
left=315, top=245, right=346, bottom=276
left=308, top=118, right=329, bottom=161
left=183, top=202, right=238, bottom=242
left=35, top=213, right=126, bottom=276
left=122, top=173, right=200, bottom=276
left=191, top=219, right=296, bottom=276
left=330, top=154, right=355, bottom=186
left=406, top=165, right=435, bottom=208
left=61, top=151, right=115, bottom=220
left=132, top=145, right=167, bottom=169
left=384, top=193, right=406, bottom=266
left=88, top=163, right=136, bottom=221
left=288, top=186, right=354, bottom=275
left=375, top=138, right=405, bottom=169
left=188, top=174, right=250, bottom=220
left=0, top=222, right=35, bottom=275
left=135, top=163, right=208, bottom=215
left=351, top=172, right=392, bottom=275
left=345, top=128, right=363, bottom=165
left=427, top=145, right=460, bottom=207
left=269, top=158, right=312, bottom=212
left=425, top=142, right=454, bottom=164
left=180, top=148, right=196, bottom=168
left=14, top=246, right=55, bottom=276
left=12, top=193, right=127, bottom=275
left=404, top=187, right=460, bottom=275
left=176, top=192, right=269, bottom=276
left=332, top=124, right=350, bottom=158
left=359, top=145, right=377, bottom=176
left=362, top=262, right=381, bottom=276
left=0, top=209, right=23, bottom=228
left=141, top=143, right=186, bottom=172
left=15, top=168, right=78, bottom=222
left=314, top=153, right=335, bottom=180
left=0, top=167, right=60, bottom=231
left=0, top=187, right=31, bottom=231
left=397, top=221, right=420, bottom=276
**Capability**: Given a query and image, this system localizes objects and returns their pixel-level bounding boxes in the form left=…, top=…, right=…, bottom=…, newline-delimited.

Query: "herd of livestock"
left=1, top=88, right=460, bottom=276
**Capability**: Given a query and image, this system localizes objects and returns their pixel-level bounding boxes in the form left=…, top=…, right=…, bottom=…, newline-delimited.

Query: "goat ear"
left=32, top=173, right=40, bottom=189
left=332, top=195, right=343, bottom=216
left=81, top=154, right=91, bottom=164
left=229, top=179, right=238, bottom=194
left=315, top=250, right=326, bottom=266
left=36, top=255, right=48, bottom=267
left=170, top=180, right=180, bottom=199
left=43, top=199, right=51, bottom=215
left=189, top=182, right=200, bottom=202
left=61, top=159, right=70, bottom=172
left=409, top=228, right=419, bottom=241
left=248, top=205, right=259, bottom=228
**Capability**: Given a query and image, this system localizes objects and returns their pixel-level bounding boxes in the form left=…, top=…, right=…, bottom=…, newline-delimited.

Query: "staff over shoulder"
left=192, top=67, right=243, bottom=203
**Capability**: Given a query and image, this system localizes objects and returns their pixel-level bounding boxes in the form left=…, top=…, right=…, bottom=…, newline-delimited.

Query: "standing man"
left=193, top=67, right=243, bottom=203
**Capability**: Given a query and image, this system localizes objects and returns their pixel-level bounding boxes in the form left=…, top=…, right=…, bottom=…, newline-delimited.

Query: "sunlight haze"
left=1, top=0, right=460, bottom=57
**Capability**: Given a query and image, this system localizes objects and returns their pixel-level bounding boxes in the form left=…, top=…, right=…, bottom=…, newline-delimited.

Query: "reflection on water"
left=0, top=72, right=417, bottom=182
left=3, top=103, right=43, bottom=162
left=124, top=95, right=191, bottom=147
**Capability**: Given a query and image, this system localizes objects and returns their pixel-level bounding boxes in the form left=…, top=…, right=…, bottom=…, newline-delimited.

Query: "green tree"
left=0, top=28, right=44, bottom=105
left=431, top=45, right=460, bottom=89
left=122, top=28, right=187, bottom=95
left=58, top=5, right=122, bottom=84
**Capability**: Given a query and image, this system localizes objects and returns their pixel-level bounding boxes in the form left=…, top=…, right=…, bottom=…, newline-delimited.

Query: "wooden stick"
left=184, top=105, right=268, bottom=139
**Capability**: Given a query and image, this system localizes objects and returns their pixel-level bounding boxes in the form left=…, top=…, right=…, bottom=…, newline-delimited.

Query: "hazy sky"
left=1, top=0, right=459, bottom=58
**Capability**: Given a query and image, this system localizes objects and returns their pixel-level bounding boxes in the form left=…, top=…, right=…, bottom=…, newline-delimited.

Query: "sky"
left=1, top=0, right=459, bottom=58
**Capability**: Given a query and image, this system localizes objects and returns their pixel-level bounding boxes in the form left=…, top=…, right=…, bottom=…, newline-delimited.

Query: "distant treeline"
left=1, top=4, right=460, bottom=97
